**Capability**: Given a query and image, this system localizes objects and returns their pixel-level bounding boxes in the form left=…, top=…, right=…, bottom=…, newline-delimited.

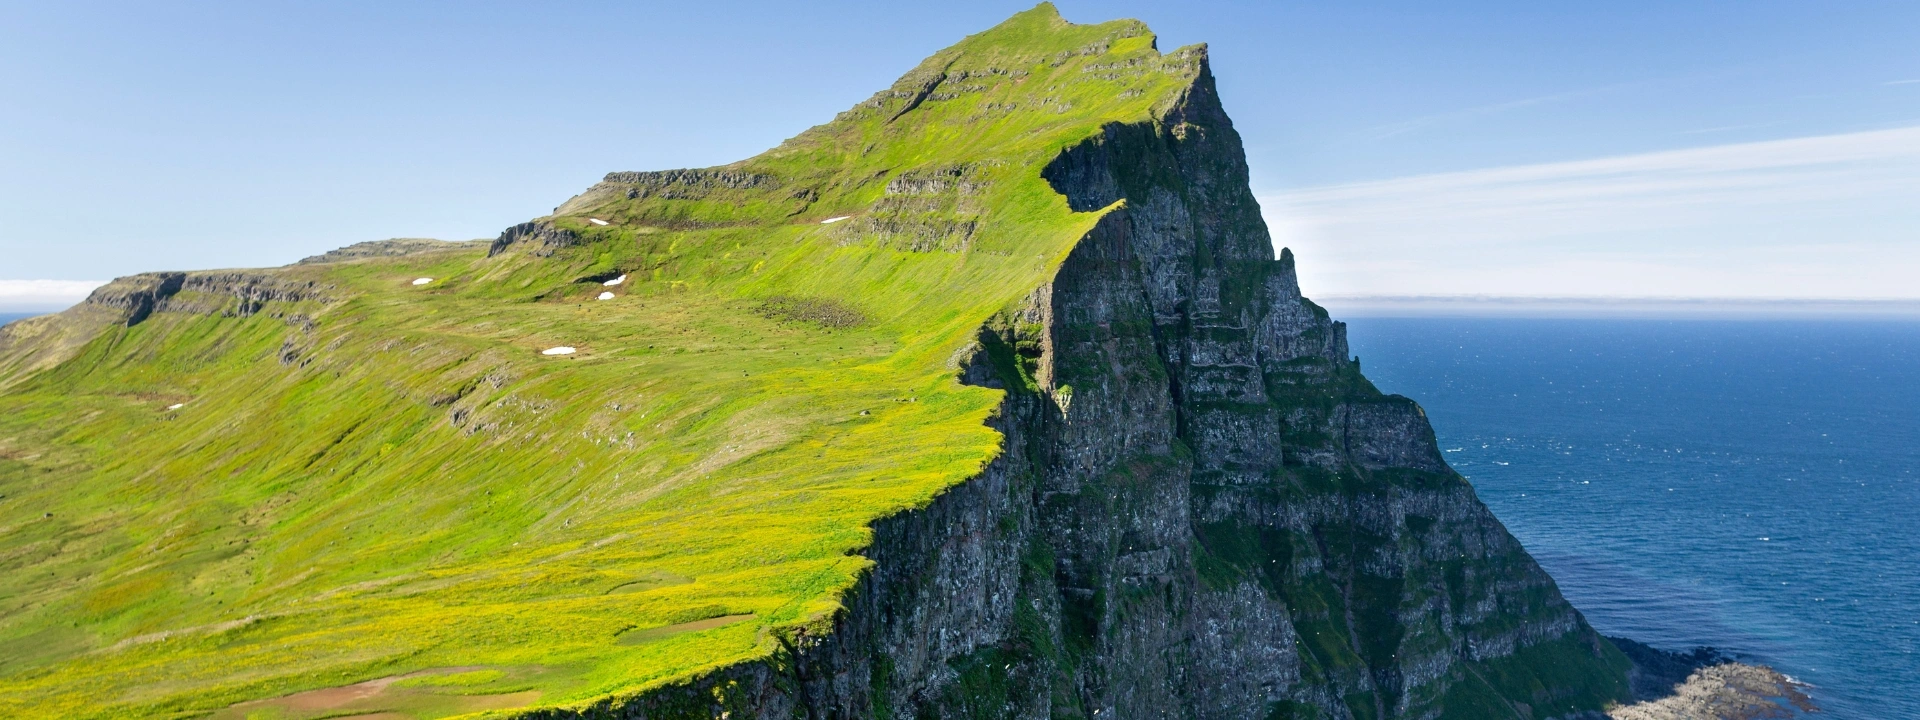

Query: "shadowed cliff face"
left=532, top=48, right=1631, bottom=720
left=845, top=54, right=1631, bottom=720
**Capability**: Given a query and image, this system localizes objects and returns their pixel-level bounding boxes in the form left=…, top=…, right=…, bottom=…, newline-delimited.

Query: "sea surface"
left=1345, top=317, right=1919, bottom=718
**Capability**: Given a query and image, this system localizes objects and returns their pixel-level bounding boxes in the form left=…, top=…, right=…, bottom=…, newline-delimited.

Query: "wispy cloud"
left=1260, top=126, right=1920, bottom=299
left=0, top=279, right=105, bottom=311
left=1885, top=79, right=1920, bottom=86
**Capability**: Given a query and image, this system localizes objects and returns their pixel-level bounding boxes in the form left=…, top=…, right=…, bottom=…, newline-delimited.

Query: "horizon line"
left=1314, top=295, right=1920, bottom=319
left=1315, top=294, right=1920, bottom=303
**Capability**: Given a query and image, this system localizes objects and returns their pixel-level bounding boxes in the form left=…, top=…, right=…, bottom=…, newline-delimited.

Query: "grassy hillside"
left=0, top=6, right=1205, bottom=718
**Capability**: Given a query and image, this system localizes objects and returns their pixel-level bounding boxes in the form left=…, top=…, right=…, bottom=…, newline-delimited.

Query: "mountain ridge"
left=0, top=5, right=1633, bottom=718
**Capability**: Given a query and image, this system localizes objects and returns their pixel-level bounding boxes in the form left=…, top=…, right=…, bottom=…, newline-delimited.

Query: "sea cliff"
left=524, top=21, right=1631, bottom=719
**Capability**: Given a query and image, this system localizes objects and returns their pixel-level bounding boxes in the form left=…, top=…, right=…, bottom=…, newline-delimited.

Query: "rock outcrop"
left=1605, top=664, right=1813, bottom=720
left=82, top=271, right=330, bottom=325
left=602, top=169, right=782, bottom=193
left=1606, top=638, right=1816, bottom=720
left=83, top=271, right=186, bottom=326
left=489, top=220, right=585, bottom=257
left=297, top=237, right=483, bottom=264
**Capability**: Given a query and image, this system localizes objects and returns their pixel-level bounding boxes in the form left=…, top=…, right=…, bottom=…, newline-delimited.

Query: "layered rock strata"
left=82, top=271, right=330, bottom=326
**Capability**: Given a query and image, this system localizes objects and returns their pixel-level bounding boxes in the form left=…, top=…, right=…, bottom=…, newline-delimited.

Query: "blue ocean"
left=1346, top=317, right=1920, bottom=718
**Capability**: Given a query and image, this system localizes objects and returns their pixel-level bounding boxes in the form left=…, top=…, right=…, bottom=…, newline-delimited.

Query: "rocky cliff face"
left=80, top=271, right=331, bottom=326
left=532, top=53, right=1629, bottom=720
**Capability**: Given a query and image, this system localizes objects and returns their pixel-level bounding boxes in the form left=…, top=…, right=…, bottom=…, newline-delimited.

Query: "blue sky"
left=3, top=1, right=1917, bottom=309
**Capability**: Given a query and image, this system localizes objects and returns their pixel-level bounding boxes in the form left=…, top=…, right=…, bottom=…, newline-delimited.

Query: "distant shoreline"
left=1319, top=295, right=1920, bottom=319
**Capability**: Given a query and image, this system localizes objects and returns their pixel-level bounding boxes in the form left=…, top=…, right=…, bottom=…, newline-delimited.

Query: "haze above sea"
left=1346, top=316, right=1920, bottom=719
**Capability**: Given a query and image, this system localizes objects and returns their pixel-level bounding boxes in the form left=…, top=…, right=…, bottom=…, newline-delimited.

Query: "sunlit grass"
left=0, top=6, right=1205, bottom=718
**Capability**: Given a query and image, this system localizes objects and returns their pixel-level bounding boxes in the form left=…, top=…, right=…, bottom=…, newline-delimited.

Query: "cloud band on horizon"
left=0, top=279, right=107, bottom=313
left=1261, top=125, right=1920, bottom=300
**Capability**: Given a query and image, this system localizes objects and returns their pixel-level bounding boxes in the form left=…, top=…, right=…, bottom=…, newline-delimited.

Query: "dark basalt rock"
left=172, top=272, right=332, bottom=317
left=84, top=272, right=185, bottom=326
left=604, top=169, right=781, bottom=197
left=84, top=271, right=330, bottom=326
left=488, top=220, right=584, bottom=258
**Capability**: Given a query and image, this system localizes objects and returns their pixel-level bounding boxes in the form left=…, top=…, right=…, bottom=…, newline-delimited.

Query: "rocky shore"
left=1607, top=637, right=1817, bottom=720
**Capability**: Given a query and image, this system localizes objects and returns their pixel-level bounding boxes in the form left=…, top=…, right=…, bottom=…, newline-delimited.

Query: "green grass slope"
left=0, top=6, right=1204, bottom=718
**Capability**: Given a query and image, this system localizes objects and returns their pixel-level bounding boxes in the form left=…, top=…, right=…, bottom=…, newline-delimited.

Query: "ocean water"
left=0, top=312, right=35, bottom=326
left=1346, top=317, right=1920, bottom=718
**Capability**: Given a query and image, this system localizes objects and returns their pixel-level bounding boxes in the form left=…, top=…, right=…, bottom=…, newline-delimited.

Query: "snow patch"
left=597, top=292, right=615, bottom=300
left=541, top=347, right=577, bottom=356
left=166, top=403, right=185, bottom=411
left=411, top=278, right=433, bottom=286
left=603, top=274, right=627, bottom=286
left=821, top=216, right=850, bottom=224
left=588, top=218, right=610, bottom=226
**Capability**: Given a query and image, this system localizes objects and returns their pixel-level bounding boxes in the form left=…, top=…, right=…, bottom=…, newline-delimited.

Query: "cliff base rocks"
left=1608, top=638, right=1816, bottom=720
